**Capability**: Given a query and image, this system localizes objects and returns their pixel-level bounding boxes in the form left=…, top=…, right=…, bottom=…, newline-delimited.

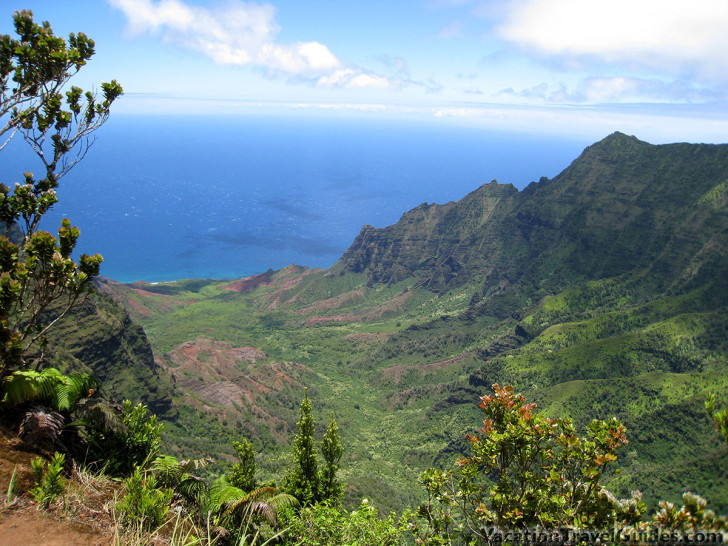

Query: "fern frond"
left=224, top=486, right=299, bottom=528
left=177, top=475, right=208, bottom=505
left=1, top=369, right=57, bottom=407
left=152, top=455, right=185, bottom=487
left=1, top=368, right=100, bottom=411
left=51, top=373, right=100, bottom=411
left=209, top=475, right=246, bottom=513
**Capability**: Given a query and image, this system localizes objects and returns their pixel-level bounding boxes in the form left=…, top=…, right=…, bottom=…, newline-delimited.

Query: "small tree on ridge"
left=0, top=10, right=122, bottom=381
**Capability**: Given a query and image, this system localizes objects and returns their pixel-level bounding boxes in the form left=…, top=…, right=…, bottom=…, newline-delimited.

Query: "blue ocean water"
left=1, top=115, right=590, bottom=282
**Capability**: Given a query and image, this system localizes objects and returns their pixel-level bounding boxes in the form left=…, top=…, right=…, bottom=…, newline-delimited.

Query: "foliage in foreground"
left=0, top=9, right=122, bottom=380
left=115, top=466, right=173, bottom=533
left=283, top=387, right=345, bottom=507
left=30, top=451, right=65, bottom=508
left=285, top=499, right=410, bottom=545
left=0, top=367, right=99, bottom=411
left=11, top=381, right=728, bottom=546
left=413, top=384, right=727, bottom=545
left=83, top=400, right=163, bottom=476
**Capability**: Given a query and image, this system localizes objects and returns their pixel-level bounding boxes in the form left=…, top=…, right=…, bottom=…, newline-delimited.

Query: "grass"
left=5, top=465, right=18, bottom=507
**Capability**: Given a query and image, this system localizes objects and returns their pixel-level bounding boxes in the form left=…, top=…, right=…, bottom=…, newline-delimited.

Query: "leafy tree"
left=228, top=438, right=257, bottom=492
left=319, top=412, right=344, bottom=504
left=284, top=387, right=320, bottom=505
left=0, top=10, right=122, bottom=379
left=415, top=384, right=637, bottom=543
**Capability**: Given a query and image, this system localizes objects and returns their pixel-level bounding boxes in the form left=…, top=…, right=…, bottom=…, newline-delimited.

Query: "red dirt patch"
left=0, top=511, right=110, bottom=546
left=158, top=338, right=308, bottom=412
left=162, top=337, right=267, bottom=380
left=299, top=288, right=365, bottom=314
left=223, top=271, right=273, bottom=293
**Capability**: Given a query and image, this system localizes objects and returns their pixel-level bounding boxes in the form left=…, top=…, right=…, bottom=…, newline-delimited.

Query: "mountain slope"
left=41, top=288, right=174, bottom=417
left=342, top=132, right=728, bottom=306
left=104, top=132, right=728, bottom=513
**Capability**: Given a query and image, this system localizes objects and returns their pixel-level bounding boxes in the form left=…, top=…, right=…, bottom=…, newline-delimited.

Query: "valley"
left=84, top=132, right=728, bottom=514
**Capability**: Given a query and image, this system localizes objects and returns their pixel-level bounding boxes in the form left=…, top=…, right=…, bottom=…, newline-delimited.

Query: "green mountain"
left=99, top=132, right=728, bottom=513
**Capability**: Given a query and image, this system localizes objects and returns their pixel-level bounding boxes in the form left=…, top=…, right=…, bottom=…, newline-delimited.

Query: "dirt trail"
left=0, top=510, right=109, bottom=545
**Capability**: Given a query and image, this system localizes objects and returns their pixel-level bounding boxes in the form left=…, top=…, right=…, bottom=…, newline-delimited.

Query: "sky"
left=2, top=0, right=728, bottom=142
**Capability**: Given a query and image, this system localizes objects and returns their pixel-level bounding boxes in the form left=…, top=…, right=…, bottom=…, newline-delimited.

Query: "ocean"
left=1, top=115, right=590, bottom=283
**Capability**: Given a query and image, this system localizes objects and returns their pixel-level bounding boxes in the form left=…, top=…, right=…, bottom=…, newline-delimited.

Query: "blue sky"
left=3, top=0, right=728, bottom=142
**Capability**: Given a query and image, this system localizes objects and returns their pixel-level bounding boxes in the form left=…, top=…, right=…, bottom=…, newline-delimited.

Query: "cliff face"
left=340, top=181, right=519, bottom=289
left=339, top=132, right=728, bottom=311
left=42, top=287, right=175, bottom=417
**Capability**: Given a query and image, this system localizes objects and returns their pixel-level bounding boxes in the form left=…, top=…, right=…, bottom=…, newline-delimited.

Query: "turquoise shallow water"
left=1, top=115, right=589, bottom=282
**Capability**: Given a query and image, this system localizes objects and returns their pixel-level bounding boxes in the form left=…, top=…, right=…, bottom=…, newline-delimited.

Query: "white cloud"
left=291, top=102, right=388, bottom=112
left=109, top=0, right=389, bottom=87
left=317, top=69, right=391, bottom=89
left=431, top=102, right=728, bottom=143
left=497, top=0, right=728, bottom=79
left=499, top=76, right=720, bottom=104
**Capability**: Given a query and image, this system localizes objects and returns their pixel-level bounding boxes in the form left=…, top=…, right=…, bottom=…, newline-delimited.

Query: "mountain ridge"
left=340, top=132, right=728, bottom=306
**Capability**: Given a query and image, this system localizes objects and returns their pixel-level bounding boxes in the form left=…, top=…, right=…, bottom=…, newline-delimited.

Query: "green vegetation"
left=0, top=9, right=727, bottom=544
left=90, top=131, right=728, bottom=516
left=0, top=366, right=98, bottom=410
left=229, top=438, right=258, bottom=492
left=0, top=9, right=122, bottom=381
left=15, top=382, right=728, bottom=545
left=285, top=500, right=410, bottom=545
left=320, top=412, right=344, bottom=503
left=115, top=467, right=173, bottom=533
left=30, top=451, right=66, bottom=509
left=283, top=387, right=321, bottom=505
left=414, top=385, right=640, bottom=542
left=84, top=400, right=164, bottom=476
left=707, top=392, right=728, bottom=445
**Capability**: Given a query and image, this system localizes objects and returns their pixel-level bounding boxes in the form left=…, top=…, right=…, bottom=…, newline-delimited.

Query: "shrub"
left=414, top=384, right=637, bottom=543
left=228, top=439, right=256, bottom=492
left=285, top=499, right=408, bottom=545
left=31, top=451, right=66, bottom=509
left=84, top=400, right=162, bottom=476
left=116, top=467, right=173, bottom=533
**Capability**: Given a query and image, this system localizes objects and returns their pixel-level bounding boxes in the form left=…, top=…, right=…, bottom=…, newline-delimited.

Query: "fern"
left=210, top=476, right=298, bottom=529
left=0, top=367, right=100, bottom=411
left=151, top=455, right=209, bottom=509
